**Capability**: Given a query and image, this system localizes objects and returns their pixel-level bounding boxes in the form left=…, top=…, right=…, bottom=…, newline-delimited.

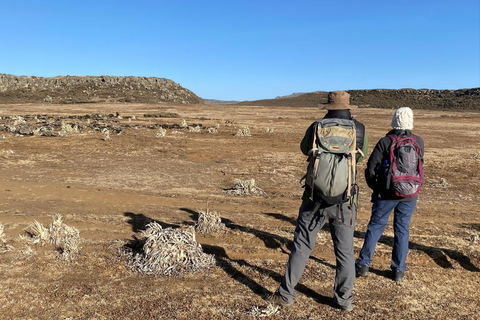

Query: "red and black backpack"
left=386, top=134, right=423, bottom=198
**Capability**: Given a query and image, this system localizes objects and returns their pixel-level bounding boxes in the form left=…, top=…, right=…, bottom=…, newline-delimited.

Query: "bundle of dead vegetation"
left=235, top=126, right=251, bottom=136
left=224, top=178, right=266, bottom=196
left=24, top=214, right=81, bottom=260
left=247, top=305, right=279, bottom=318
left=466, top=233, right=480, bottom=243
left=0, top=223, right=14, bottom=253
left=430, top=178, right=451, bottom=188
left=124, top=222, right=215, bottom=276
left=195, top=209, right=227, bottom=234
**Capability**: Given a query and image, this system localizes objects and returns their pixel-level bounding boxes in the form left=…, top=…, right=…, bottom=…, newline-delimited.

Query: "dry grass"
left=25, top=214, right=81, bottom=260
left=0, top=223, right=14, bottom=253
left=235, top=126, right=251, bottom=136
left=430, top=178, right=451, bottom=188
left=156, top=127, right=167, bottom=137
left=195, top=207, right=227, bottom=234
left=125, top=222, right=216, bottom=276
left=0, top=104, right=478, bottom=319
left=224, top=178, right=267, bottom=196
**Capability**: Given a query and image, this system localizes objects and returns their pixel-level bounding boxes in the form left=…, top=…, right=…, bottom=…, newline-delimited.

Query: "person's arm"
left=300, top=123, right=316, bottom=155
left=416, top=135, right=425, bottom=164
left=365, top=137, right=387, bottom=190
left=358, top=130, right=368, bottom=163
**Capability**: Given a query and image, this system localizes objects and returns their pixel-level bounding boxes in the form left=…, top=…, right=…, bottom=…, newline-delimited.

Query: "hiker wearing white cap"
left=271, top=91, right=368, bottom=312
left=355, top=107, right=424, bottom=282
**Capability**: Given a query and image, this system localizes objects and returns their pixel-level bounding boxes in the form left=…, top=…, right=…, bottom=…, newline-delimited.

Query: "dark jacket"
left=300, top=110, right=368, bottom=203
left=365, top=129, right=424, bottom=202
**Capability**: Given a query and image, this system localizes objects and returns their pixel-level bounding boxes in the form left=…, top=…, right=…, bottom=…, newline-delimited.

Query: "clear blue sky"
left=1, top=0, right=478, bottom=101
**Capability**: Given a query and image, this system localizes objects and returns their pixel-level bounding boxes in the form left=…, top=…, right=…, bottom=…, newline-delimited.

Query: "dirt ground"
left=0, top=103, right=479, bottom=319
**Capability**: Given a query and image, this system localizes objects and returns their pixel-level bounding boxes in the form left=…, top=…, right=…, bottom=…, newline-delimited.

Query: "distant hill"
left=203, top=99, right=239, bottom=105
left=0, top=74, right=204, bottom=104
left=237, top=88, right=480, bottom=111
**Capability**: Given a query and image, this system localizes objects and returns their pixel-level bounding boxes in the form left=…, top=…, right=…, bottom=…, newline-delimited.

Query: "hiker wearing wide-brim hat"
left=319, top=91, right=358, bottom=110
left=271, top=90, right=368, bottom=312
left=355, top=107, right=424, bottom=283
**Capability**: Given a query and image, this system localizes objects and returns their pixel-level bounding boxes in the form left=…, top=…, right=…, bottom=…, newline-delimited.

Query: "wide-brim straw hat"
left=320, top=91, right=358, bottom=110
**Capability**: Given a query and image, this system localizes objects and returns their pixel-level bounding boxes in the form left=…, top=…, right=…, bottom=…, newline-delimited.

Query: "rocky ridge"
left=0, top=74, right=204, bottom=105
left=236, top=88, right=480, bottom=111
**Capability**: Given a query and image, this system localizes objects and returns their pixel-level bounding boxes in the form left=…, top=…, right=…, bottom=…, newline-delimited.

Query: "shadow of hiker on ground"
left=267, top=211, right=480, bottom=273
left=353, top=230, right=480, bottom=272
left=180, top=207, right=337, bottom=304
left=202, top=244, right=334, bottom=307
left=180, top=208, right=291, bottom=255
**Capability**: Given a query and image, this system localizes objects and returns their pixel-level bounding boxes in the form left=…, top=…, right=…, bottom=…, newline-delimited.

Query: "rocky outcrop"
left=0, top=74, right=204, bottom=104
left=349, top=88, right=480, bottom=111
left=237, top=88, right=480, bottom=111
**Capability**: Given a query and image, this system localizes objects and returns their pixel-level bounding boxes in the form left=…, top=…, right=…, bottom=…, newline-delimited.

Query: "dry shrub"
left=430, top=178, right=451, bottom=188
left=207, top=126, right=218, bottom=134
left=0, top=223, right=14, bottom=253
left=195, top=209, right=226, bottom=234
left=188, top=125, right=202, bottom=132
left=26, top=214, right=81, bottom=260
left=156, top=127, right=167, bottom=137
left=235, top=126, right=251, bottom=136
left=248, top=304, right=279, bottom=318
left=101, top=128, right=111, bottom=141
left=126, top=222, right=215, bottom=276
left=224, top=178, right=266, bottom=196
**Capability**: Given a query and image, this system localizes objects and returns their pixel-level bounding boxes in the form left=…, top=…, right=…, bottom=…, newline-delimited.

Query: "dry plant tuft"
left=188, top=125, right=202, bottom=132
left=156, top=127, right=167, bottom=137
left=101, top=128, right=111, bottom=141
left=58, top=121, right=75, bottom=137
left=466, top=233, right=480, bottom=243
left=195, top=204, right=226, bottom=234
left=207, top=126, right=218, bottom=134
left=180, top=119, right=188, bottom=128
left=0, top=223, right=14, bottom=253
left=430, top=178, right=451, bottom=188
left=125, top=222, right=215, bottom=276
left=247, top=304, right=279, bottom=318
left=224, top=178, right=266, bottom=196
left=235, top=126, right=251, bottom=136
left=0, top=150, right=14, bottom=156
left=26, top=214, right=81, bottom=260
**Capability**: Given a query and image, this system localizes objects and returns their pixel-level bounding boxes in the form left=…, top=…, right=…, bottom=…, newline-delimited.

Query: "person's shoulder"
left=413, top=134, right=424, bottom=146
left=413, top=134, right=423, bottom=141
left=352, top=119, right=366, bottom=130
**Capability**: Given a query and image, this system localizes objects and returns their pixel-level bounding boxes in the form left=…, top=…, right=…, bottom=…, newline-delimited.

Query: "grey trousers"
left=278, top=200, right=356, bottom=308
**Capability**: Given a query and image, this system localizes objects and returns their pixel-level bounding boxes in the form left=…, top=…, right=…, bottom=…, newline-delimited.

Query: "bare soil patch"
left=0, top=103, right=478, bottom=319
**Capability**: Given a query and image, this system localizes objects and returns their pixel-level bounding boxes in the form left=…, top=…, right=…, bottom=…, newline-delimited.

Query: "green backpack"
left=305, top=118, right=363, bottom=205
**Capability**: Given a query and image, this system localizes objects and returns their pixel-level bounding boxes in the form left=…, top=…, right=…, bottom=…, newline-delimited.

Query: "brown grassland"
left=0, top=103, right=479, bottom=319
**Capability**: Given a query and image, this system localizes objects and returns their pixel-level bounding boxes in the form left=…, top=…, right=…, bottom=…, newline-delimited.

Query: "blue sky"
left=1, top=0, right=478, bottom=101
